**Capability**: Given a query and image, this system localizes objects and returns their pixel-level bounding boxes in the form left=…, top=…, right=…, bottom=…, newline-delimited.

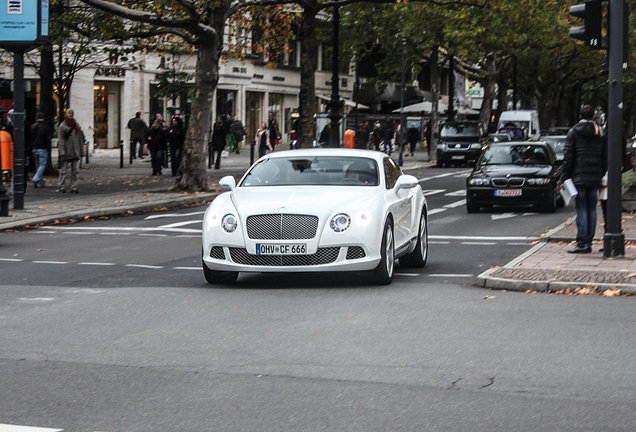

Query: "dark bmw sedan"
left=466, top=141, right=563, bottom=213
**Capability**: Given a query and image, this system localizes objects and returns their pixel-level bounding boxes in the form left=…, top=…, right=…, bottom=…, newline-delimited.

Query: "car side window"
left=383, top=157, right=402, bottom=189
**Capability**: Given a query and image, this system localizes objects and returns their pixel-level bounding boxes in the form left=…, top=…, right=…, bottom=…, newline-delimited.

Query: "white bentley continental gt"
left=202, top=149, right=428, bottom=285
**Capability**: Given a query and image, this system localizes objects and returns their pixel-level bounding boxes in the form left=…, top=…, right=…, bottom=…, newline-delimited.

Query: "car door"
left=383, top=157, right=413, bottom=249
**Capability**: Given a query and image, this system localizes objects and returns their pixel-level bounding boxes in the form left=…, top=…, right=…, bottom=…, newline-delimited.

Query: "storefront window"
left=245, top=92, right=263, bottom=143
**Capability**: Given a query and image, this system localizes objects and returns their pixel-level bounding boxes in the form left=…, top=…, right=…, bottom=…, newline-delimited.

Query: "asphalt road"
left=1, top=167, right=636, bottom=432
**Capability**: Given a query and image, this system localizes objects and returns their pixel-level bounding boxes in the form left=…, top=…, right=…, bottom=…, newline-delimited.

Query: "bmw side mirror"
left=219, top=176, right=236, bottom=191
left=395, top=174, right=419, bottom=192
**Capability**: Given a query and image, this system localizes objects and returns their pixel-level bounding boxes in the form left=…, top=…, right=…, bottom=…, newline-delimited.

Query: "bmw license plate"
left=256, top=244, right=307, bottom=255
left=495, top=189, right=522, bottom=197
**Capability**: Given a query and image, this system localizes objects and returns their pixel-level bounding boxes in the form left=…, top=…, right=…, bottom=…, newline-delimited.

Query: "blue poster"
left=0, top=0, right=38, bottom=42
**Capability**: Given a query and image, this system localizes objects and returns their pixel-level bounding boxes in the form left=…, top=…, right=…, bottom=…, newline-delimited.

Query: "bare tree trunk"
left=40, top=46, right=57, bottom=175
left=175, top=32, right=221, bottom=191
left=297, top=8, right=318, bottom=148
left=430, top=46, right=439, bottom=161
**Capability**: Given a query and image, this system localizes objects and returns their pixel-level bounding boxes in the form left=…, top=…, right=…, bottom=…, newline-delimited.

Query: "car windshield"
left=240, top=156, right=380, bottom=187
left=480, top=144, right=551, bottom=166
left=542, top=137, right=566, bottom=155
left=440, top=124, right=480, bottom=138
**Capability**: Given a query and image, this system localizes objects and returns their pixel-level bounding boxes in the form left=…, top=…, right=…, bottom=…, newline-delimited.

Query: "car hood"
left=230, top=186, right=378, bottom=215
left=473, top=164, right=553, bottom=177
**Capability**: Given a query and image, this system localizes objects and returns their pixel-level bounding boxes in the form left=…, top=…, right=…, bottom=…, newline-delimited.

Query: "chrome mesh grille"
left=246, top=214, right=319, bottom=240
left=346, top=246, right=366, bottom=260
left=210, top=246, right=225, bottom=260
left=229, top=247, right=340, bottom=266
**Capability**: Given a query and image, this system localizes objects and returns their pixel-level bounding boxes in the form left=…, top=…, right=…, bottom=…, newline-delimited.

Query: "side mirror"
left=395, top=174, right=419, bottom=192
left=219, top=175, right=236, bottom=191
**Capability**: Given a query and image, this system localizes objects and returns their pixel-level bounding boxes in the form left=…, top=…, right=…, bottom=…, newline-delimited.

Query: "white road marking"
left=125, top=264, right=164, bottom=269
left=429, top=241, right=450, bottom=244
left=32, top=261, right=67, bottom=265
left=444, top=190, right=466, bottom=196
left=395, top=273, right=420, bottom=277
left=422, top=189, right=446, bottom=196
left=461, top=242, right=497, bottom=245
left=78, top=262, right=116, bottom=266
left=428, top=274, right=473, bottom=278
left=173, top=266, right=201, bottom=271
left=0, top=424, right=62, bottom=432
left=444, top=199, right=467, bottom=208
left=145, top=211, right=205, bottom=220
left=0, top=258, right=24, bottom=262
left=157, top=220, right=201, bottom=229
left=491, top=213, right=517, bottom=220
left=139, top=233, right=168, bottom=237
left=429, top=235, right=539, bottom=241
left=428, top=208, right=447, bottom=215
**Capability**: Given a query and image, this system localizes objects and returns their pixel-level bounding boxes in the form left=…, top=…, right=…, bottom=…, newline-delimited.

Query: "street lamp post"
left=327, top=5, right=343, bottom=148
left=398, top=42, right=406, bottom=167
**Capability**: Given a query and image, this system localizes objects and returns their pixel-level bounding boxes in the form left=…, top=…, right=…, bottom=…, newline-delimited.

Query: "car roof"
left=261, top=148, right=388, bottom=164
left=488, top=141, right=548, bottom=146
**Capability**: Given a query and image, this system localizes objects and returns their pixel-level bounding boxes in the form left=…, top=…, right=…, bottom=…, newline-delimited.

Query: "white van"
left=497, top=110, right=541, bottom=141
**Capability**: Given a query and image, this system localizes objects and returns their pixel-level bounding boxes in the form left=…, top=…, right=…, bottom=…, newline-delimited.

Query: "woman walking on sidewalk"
left=57, top=109, right=85, bottom=193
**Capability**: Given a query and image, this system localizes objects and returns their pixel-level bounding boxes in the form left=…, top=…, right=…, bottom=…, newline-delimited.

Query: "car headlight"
left=221, top=214, right=238, bottom=232
left=439, top=144, right=448, bottom=151
left=526, top=178, right=550, bottom=185
left=469, top=143, right=482, bottom=149
left=468, top=178, right=490, bottom=186
left=330, top=213, right=351, bottom=232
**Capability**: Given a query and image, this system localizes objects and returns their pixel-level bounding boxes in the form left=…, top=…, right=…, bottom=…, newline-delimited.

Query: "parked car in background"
left=466, top=141, right=563, bottom=213
left=486, top=133, right=512, bottom=144
left=541, top=135, right=567, bottom=161
left=436, top=121, right=486, bottom=167
left=542, top=127, right=571, bottom=136
left=202, top=149, right=429, bottom=285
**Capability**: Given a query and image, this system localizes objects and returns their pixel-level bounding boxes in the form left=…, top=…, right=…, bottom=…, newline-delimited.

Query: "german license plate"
left=256, top=244, right=307, bottom=255
left=451, top=155, right=465, bottom=160
left=495, top=189, right=522, bottom=197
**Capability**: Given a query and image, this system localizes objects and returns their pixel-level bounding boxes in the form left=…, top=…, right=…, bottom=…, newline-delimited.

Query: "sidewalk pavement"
left=1, top=145, right=635, bottom=294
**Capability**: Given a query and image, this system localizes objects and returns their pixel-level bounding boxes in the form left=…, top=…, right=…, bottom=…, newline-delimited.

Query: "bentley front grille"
left=246, top=214, right=319, bottom=240
left=229, top=247, right=340, bottom=266
left=210, top=246, right=226, bottom=260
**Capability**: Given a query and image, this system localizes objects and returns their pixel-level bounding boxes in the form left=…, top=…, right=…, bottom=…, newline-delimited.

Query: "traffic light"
left=569, top=0, right=603, bottom=49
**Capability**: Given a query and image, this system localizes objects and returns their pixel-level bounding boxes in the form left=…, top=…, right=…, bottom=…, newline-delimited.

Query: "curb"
left=0, top=192, right=219, bottom=231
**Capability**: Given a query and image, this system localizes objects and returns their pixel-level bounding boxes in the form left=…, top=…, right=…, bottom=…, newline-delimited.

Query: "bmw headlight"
left=330, top=213, right=351, bottom=232
left=526, top=178, right=550, bottom=185
left=468, top=178, right=490, bottom=186
left=221, top=214, right=238, bottom=232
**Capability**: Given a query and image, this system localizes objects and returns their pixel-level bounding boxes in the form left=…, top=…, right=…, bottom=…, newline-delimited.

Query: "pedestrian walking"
left=269, top=119, right=281, bottom=149
left=211, top=116, right=229, bottom=169
left=356, top=120, right=370, bottom=149
left=166, top=115, right=185, bottom=176
left=562, top=104, right=607, bottom=254
left=146, top=119, right=167, bottom=175
left=57, top=109, right=85, bottom=193
left=127, top=111, right=148, bottom=159
left=230, top=116, right=245, bottom=154
left=380, top=121, right=394, bottom=155
left=407, top=126, right=420, bottom=157
left=255, top=122, right=272, bottom=158
left=30, top=112, right=51, bottom=188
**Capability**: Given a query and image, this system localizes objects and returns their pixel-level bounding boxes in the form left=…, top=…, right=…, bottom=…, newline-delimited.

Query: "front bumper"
left=466, top=186, right=553, bottom=206
left=437, top=148, right=481, bottom=164
left=203, top=245, right=381, bottom=273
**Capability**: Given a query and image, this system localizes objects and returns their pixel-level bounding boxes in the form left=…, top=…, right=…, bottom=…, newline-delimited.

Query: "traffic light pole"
left=603, top=0, right=625, bottom=257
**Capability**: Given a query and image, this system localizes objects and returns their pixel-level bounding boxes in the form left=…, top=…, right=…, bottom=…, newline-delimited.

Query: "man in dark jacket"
left=356, top=121, right=370, bottom=149
left=562, top=105, right=607, bottom=253
left=30, top=112, right=51, bottom=188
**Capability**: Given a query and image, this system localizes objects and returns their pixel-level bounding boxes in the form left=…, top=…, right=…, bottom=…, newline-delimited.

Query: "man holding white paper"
left=562, top=105, right=607, bottom=254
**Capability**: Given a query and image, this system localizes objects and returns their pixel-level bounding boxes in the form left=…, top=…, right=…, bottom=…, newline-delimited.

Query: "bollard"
left=129, top=139, right=133, bottom=165
left=120, top=140, right=124, bottom=168
left=85, top=141, right=90, bottom=164
left=208, top=142, right=212, bottom=169
left=250, top=140, right=255, bottom=166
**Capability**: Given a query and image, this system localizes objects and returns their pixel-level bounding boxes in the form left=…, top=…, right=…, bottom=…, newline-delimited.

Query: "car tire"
left=436, top=159, right=443, bottom=168
left=202, top=260, right=239, bottom=284
left=466, top=201, right=480, bottom=213
left=369, top=219, right=395, bottom=285
left=399, top=211, right=428, bottom=268
left=540, top=188, right=557, bottom=213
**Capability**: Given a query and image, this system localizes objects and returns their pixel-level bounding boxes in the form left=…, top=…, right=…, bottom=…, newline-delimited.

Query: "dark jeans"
left=131, top=138, right=145, bottom=158
left=151, top=149, right=164, bottom=174
left=171, top=147, right=182, bottom=176
left=574, top=186, right=599, bottom=249
left=258, top=145, right=268, bottom=158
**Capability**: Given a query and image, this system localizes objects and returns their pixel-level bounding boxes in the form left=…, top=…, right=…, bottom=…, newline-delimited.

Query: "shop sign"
left=95, top=67, right=126, bottom=78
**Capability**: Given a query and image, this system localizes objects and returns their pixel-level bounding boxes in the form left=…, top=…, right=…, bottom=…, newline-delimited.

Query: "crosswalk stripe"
left=0, top=425, right=63, bottom=432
